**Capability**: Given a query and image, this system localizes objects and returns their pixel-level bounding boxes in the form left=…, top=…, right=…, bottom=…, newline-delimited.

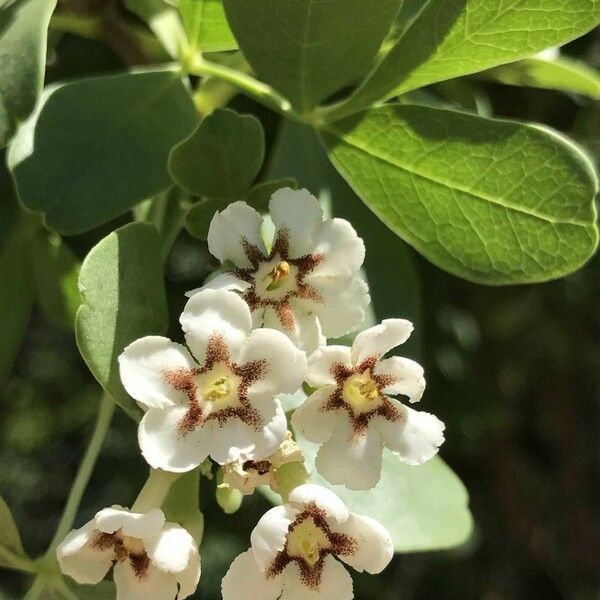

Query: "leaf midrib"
left=323, top=124, right=592, bottom=228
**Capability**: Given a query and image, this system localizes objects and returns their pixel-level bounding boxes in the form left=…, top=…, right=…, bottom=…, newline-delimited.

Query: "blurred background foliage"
left=1, top=2, right=599, bottom=599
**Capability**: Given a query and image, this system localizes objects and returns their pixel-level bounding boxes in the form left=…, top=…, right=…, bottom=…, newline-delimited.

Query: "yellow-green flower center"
left=203, top=376, right=232, bottom=403
left=342, top=372, right=382, bottom=413
left=287, top=517, right=331, bottom=565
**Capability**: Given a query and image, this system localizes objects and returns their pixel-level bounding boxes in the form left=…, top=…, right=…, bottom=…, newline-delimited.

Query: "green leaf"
left=321, top=104, right=599, bottom=285
left=179, top=0, right=237, bottom=52
left=0, top=494, right=30, bottom=570
left=222, top=0, right=400, bottom=113
left=0, top=234, right=35, bottom=387
left=0, top=0, right=56, bottom=146
left=185, top=198, right=228, bottom=240
left=75, top=223, right=168, bottom=419
left=125, top=0, right=187, bottom=58
left=8, top=68, right=197, bottom=235
left=263, top=433, right=473, bottom=553
left=246, top=178, right=297, bottom=213
left=268, top=120, right=423, bottom=355
left=333, top=0, right=600, bottom=118
left=481, top=56, right=600, bottom=100
left=31, top=232, right=81, bottom=330
left=169, top=108, right=264, bottom=198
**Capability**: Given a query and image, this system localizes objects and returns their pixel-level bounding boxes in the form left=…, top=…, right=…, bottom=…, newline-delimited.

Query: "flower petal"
left=303, top=274, right=369, bottom=339
left=95, top=508, right=165, bottom=540
left=291, top=388, right=338, bottom=444
left=240, top=328, right=307, bottom=400
left=114, top=560, right=178, bottom=600
left=288, top=484, right=349, bottom=524
left=185, top=272, right=250, bottom=298
left=315, top=421, right=384, bottom=490
left=263, top=304, right=325, bottom=355
left=138, top=406, right=211, bottom=472
left=280, top=555, right=353, bottom=600
left=145, top=523, right=198, bottom=574
left=377, top=403, right=445, bottom=465
left=310, top=218, right=365, bottom=278
left=351, top=319, right=413, bottom=364
left=222, top=550, right=283, bottom=600
left=118, top=337, right=196, bottom=410
left=250, top=505, right=296, bottom=571
left=336, top=514, right=393, bottom=574
left=305, top=345, right=353, bottom=388
left=57, top=521, right=113, bottom=585
left=180, top=289, right=251, bottom=364
left=269, top=188, right=323, bottom=258
left=207, top=201, right=266, bottom=268
left=375, top=356, right=425, bottom=403
left=208, top=401, right=287, bottom=464
left=145, top=525, right=201, bottom=599
left=177, top=546, right=201, bottom=599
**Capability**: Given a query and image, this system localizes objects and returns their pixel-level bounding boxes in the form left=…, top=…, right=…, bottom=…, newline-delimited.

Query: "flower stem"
left=131, top=469, right=181, bottom=513
left=186, top=56, right=294, bottom=118
left=46, top=394, right=115, bottom=555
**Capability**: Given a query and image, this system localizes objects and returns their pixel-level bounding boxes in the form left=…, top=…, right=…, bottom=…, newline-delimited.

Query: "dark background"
left=1, top=5, right=599, bottom=599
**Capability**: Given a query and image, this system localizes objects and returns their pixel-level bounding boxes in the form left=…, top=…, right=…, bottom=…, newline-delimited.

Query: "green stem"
left=46, top=395, right=115, bottom=555
left=23, top=577, right=46, bottom=600
left=1, top=550, right=36, bottom=574
left=186, top=56, right=294, bottom=118
left=131, top=469, right=181, bottom=513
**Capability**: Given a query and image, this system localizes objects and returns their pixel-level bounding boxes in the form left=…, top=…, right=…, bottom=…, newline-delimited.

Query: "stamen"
left=266, top=261, right=290, bottom=291
left=343, top=372, right=382, bottom=411
left=204, top=376, right=231, bottom=402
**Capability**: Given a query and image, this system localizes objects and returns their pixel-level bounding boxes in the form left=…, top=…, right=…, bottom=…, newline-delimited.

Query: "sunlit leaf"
left=179, top=0, right=237, bottom=52
left=322, top=104, right=599, bottom=284
left=332, top=0, right=600, bottom=118
left=75, top=223, right=168, bottom=419
left=481, top=56, right=600, bottom=100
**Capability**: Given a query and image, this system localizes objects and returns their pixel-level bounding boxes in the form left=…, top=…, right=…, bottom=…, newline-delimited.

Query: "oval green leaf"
left=332, top=0, right=600, bottom=118
left=0, top=0, right=56, bottom=146
left=321, top=104, right=599, bottom=285
left=8, top=68, right=197, bottom=235
left=223, top=0, right=400, bottom=113
left=263, top=432, right=473, bottom=553
left=75, top=223, right=168, bottom=420
left=169, top=108, right=265, bottom=199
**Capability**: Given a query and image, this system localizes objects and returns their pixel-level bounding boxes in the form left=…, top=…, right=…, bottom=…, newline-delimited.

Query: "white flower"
left=292, top=319, right=445, bottom=490
left=57, top=506, right=200, bottom=600
left=118, top=289, right=307, bottom=472
left=187, top=188, right=369, bottom=353
left=222, top=484, right=393, bottom=600
left=221, top=431, right=305, bottom=496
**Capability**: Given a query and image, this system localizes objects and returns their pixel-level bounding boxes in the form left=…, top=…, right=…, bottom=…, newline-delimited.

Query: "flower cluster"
left=57, top=188, right=445, bottom=599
